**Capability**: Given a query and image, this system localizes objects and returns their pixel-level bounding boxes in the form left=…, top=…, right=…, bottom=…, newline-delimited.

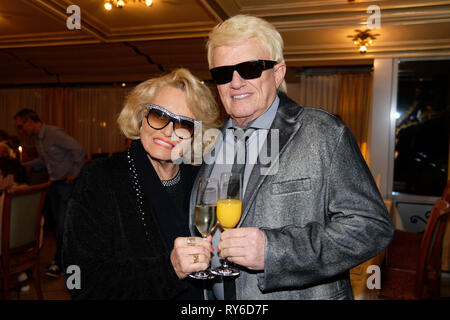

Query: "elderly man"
left=186, top=15, right=393, bottom=300
left=14, top=109, right=85, bottom=278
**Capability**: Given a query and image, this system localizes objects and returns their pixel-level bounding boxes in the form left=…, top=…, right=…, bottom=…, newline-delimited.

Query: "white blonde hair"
left=117, top=68, right=221, bottom=147
left=206, top=15, right=287, bottom=93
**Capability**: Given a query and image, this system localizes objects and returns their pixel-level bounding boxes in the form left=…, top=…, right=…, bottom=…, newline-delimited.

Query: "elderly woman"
left=62, top=68, right=221, bottom=299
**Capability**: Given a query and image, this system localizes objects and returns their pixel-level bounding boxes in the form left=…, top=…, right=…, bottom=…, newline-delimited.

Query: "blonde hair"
left=117, top=68, right=221, bottom=147
left=206, top=14, right=287, bottom=93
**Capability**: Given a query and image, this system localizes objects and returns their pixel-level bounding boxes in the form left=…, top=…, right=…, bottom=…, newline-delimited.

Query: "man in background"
left=14, top=109, right=85, bottom=278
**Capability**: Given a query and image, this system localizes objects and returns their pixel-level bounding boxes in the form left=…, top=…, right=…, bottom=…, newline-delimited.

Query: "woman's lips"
left=153, top=138, right=175, bottom=150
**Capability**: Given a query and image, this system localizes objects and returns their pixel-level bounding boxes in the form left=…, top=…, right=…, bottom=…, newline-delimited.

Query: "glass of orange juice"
left=211, top=172, right=242, bottom=277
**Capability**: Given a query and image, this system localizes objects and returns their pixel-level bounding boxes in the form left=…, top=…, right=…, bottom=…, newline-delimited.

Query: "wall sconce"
left=348, top=29, right=379, bottom=54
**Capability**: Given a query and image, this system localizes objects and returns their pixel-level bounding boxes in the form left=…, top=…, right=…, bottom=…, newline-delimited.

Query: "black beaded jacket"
left=62, top=140, right=201, bottom=299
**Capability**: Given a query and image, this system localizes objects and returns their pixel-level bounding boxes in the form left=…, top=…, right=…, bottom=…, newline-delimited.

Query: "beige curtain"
left=75, top=87, right=130, bottom=158
left=298, top=72, right=373, bottom=159
left=0, top=86, right=130, bottom=158
left=43, top=87, right=77, bottom=138
left=0, top=88, right=45, bottom=135
left=0, top=88, right=46, bottom=151
left=299, top=74, right=340, bottom=113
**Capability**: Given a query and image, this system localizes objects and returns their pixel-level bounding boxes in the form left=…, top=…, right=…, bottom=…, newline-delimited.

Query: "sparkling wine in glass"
left=211, top=172, right=242, bottom=277
left=189, top=178, right=218, bottom=280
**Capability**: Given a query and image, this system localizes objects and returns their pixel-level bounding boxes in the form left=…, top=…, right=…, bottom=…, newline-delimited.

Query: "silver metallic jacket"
left=190, top=92, right=394, bottom=300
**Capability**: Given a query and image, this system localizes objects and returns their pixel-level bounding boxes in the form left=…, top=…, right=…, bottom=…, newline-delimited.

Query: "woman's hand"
left=170, top=235, right=213, bottom=279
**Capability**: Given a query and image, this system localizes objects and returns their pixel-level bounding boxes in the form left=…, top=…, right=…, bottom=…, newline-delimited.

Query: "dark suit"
left=189, top=92, right=394, bottom=299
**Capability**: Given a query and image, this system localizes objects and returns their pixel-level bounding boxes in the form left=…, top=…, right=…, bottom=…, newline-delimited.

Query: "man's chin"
left=230, top=115, right=253, bottom=127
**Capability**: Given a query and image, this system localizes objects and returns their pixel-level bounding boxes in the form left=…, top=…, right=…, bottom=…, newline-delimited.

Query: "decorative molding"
left=9, top=0, right=218, bottom=48
left=22, top=0, right=108, bottom=41
left=236, top=0, right=450, bottom=15
left=286, top=38, right=450, bottom=53
left=106, top=21, right=214, bottom=35
left=267, top=5, right=450, bottom=31
left=284, top=44, right=450, bottom=62
left=0, top=34, right=99, bottom=49
left=207, top=1, right=450, bottom=32
left=76, top=1, right=217, bottom=35
left=211, top=0, right=242, bottom=16
left=197, top=0, right=230, bottom=21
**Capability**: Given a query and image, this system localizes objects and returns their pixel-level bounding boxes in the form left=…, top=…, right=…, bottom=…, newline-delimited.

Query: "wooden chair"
left=0, top=182, right=50, bottom=300
left=443, top=180, right=450, bottom=202
left=385, top=180, right=450, bottom=271
left=379, top=199, right=450, bottom=299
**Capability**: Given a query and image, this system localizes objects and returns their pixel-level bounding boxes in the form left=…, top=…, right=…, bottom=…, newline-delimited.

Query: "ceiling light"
left=104, top=1, right=112, bottom=10
left=103, top=0, right=153, bottom=10
left=348, top=29, right=379, bottom=54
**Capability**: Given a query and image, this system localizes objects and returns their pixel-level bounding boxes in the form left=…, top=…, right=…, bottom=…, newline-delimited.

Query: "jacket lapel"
left=238, top=92, right=304, bottom=227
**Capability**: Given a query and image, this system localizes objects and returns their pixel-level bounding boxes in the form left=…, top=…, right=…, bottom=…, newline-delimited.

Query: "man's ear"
left=273, top=62, right=286, bottom=89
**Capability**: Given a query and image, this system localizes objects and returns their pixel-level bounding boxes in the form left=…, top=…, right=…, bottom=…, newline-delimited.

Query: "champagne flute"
left=211, top=172, right=242, bottom=277
left=189, top=178, right=218, bottom=280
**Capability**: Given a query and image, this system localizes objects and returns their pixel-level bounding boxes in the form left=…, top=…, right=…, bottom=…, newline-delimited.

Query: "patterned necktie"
left=228, top=128, right=254, bottom=195
left=223, top=127, right=254, bottom=300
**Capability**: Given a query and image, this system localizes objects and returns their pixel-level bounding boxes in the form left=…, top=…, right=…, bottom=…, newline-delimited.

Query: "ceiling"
left=1, top=0, right=449, bottom=86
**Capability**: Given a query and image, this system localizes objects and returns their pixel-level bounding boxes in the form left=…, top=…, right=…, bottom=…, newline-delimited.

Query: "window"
left=393, top=60, right=450, bottom=197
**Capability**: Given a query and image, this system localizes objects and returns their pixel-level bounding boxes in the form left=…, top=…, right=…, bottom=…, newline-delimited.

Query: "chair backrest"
left=414, top=198, right=450, bottom=298
left=443, top=180, right=450, bottom=202
left=1, top=182, right=49, bottom=258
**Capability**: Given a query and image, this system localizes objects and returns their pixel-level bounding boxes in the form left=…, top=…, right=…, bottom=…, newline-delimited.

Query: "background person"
left=14, top=109, right=85, bottom=278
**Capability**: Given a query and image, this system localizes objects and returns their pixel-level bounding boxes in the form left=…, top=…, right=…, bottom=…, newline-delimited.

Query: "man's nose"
left=230, top=70, right=246, bottom=88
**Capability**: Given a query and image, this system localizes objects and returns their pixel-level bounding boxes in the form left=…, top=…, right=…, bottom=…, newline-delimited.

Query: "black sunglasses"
left=210, top=60, right=277, bottom=84
left=145, top=104, right=197, bottom=140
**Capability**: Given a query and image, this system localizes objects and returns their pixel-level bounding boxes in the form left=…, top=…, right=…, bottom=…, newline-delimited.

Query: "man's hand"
left=218, top=227, right=265, bottom=271
left=170, top=235, right=213, bottom=279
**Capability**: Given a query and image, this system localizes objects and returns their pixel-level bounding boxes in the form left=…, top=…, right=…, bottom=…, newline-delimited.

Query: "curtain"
left=43, top=88, right=77, bottom=137
left=299, top=74, right=340, bottom=113
left=0, top=88, right=45, bottom=135
left=0, top=86, right=130, bottom=158
left=75, top=87, right=130, bottom=158
left=0, top=88, right=46, bottom=151
left=298, top=72, right=373, bottom=159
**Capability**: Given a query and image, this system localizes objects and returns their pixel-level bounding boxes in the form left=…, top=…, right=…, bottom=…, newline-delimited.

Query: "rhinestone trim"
left=161, top=169, right=181, bottom=187
left=127, top=149, right=150, bottom=240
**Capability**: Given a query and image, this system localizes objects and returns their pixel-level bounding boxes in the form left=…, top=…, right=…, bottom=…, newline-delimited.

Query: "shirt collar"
left=36, top=123, right=46, bottom=141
